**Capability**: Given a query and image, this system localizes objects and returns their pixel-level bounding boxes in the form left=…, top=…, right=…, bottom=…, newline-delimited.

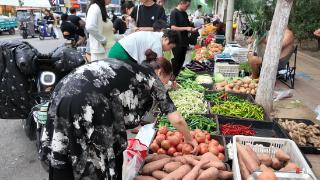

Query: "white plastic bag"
left=273, top=89, right=293, bottom=101
left=315, top=105, right=320, bottom=121
left=122, top=139, right=148, bottom=180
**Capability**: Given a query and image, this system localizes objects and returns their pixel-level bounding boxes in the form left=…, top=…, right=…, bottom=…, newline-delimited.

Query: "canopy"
left=0, top=0, right=19, bottom=6
left=21, top=0, right=51, bottom=8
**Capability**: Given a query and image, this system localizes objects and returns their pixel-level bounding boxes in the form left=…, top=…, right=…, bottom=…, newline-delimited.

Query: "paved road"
left=0, top=33, right=65, bottom=180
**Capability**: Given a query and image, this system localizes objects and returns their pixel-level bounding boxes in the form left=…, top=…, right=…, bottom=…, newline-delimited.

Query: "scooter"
left=38, top=20, right=56, bottom=40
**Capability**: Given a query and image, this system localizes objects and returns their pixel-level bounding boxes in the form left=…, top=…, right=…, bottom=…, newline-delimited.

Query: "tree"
left=255, top=0, right=294, bottom=114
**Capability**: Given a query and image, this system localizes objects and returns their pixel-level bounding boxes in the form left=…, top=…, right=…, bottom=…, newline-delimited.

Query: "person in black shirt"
left=68, top=8, right=86, bottom=38
left=113, top=15, right=128, bottom=34
left=44, top=9, right=55, bottom=35
left=170, top=0, right=197, bottom=77
left=130, top=0, right=166, bottom=31
left=60, top=14, right=83, bottom=46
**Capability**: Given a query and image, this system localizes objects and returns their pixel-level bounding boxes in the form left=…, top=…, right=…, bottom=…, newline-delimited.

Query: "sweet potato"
left=152, top=171, right=168, bottom=180
left=218, top=171, right=233, bottom=180
left=163, top=162, right=183, bottom=173
left=275, top=149, right=290, bottom=162
left=142, top=158, right=171, bottom=175
left=201, top=152, right=219, bottom=162
left=236, top=143, right=259, bottom=173
left=183, top=161, right=209, bottom=180
left=172, top=156, right=187, bottom=164
left=202, top=161, right=226, bottom=170
left=280, top=162, right=298, bottom=172
left=162, top=164, right=192, bottom=180
left=197, top=167, right=219, bottom=180
left=271, top=158, right=282, bottom=170
left=238, top=153, right=250, bottom=180
left=134, top=176, right=158, bottom=180
left=145, top=154, right=170, bottom=164
left=258, top=154, right=272, bottom=167
left=245, top=144, right=260, bottom=165
left=257, top=165, right=277, bottom=180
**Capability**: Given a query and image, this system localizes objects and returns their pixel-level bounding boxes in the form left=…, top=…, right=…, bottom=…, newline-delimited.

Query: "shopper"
left=113, top=15, right=128, bottom=34
left=86, top=0, right=115, bottom=61
left=131, top=0, right=166, bottom=31
left=108, top=29, right=179, bottom=63
left=60, top=14, right=78, bottom=41
left=153, top=19, right=167, bottom=32
left=43, top=9, right=55, bottom=36
left=248, top=28, right=294, bottom=79
left=68, top=8, right=86, bottom=40
left=170, top=0, right=197, bottom=77
left=45, top=50, right=198, bottom=180
left=156, top=0, right=164, bottom=7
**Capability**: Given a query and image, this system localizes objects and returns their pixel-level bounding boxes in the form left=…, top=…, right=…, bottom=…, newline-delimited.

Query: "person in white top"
left=108, top=30, right=179, bottom=64
left=86, top=0, right=114, bottom=61
left=194, top=4, right=203, bottom=18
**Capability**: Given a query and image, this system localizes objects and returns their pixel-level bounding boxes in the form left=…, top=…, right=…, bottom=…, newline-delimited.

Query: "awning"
left=0, top=0, right=19, bottom=6
left=22, top=0, right=51, bottom=8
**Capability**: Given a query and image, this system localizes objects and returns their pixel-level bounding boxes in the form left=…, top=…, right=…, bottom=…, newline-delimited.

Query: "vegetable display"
left=205, top=91, right=248, bottom=105
left=195, top=75, right=213, bottom=85
left=236, top=143, right=300, bottom=179
left=136, top=153, right=233, bottom=180
left=169, top=88, right=207, bottom=116
left=215, top=78, right=258, bottom=96
left=211, top=101, right=265, bottom=120
left=150, top=128, right=225, bottom=158
left=157, top=115, right=218, bottom=134
left=192, top=43, right=223, bottom=61
left=185, top=60, right=215, bottom=72
left=278, top=119, right=320, bottom=147
left=220, top=123, right=256, bottom=136
left=178, top=79, right=206, bottom=92
left=176, top=68, right=197, bottom=83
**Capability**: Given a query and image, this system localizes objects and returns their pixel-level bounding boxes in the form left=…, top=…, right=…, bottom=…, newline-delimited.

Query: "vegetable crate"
left=274, top=118, right=320, bottom=154
left=204, top=90, right=255, bottom=104
left=232, top=136, right=317, bottom=180
left=218, top=116, right=289, bottom=139
left=214, top=62, right=239, bottom=78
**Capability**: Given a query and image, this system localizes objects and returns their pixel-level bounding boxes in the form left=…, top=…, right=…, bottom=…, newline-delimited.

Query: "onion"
left=174, top=131, right=183, bottom=140
left=205, top=134, right=211, bottom=141
left=155, top=134, right=166, bottom=145
left=150, top=142, right=160, bottom=153
left=157, top=148, right=167, bottom=155
left=161, top=140, right=171, bottom=150
left=209, top=139, right=219, bottom=146
left=182, top=144, right=193, bottom=155
left=195, top=132, right=206, bottom=143
left=199, top=143, right=209, bottom=155
left=166, top=131, right=174, bottom=137
left=176, top=143, right=184, bottom=152
left=167, top=147, right=177, bottom=156
left=158, top=126, right=168, bottom=135
left=208, top=145, right=219, bottom=156
left=217, top=144, right=225, bottom=153
left=167, top=135, right=180, bottom=147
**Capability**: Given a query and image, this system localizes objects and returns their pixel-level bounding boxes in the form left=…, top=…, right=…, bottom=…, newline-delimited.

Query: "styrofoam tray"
left=232, top=135, right=316, bottom=180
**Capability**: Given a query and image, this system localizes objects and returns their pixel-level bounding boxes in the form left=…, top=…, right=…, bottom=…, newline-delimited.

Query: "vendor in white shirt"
left=108, top=30, right=179, bottom=63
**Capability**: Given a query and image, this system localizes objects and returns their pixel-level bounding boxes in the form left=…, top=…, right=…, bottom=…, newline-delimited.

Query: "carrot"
left=218, top=171, right=233, bottom=180
left=245, top=144, right=260, bottom=165
left=145, top=154, right=170, bottom=164
left=275, top=149, right=290, bottom=162
left=238, top=153, right=250, bottom=180
left=236, top=142, right=259, bottom=173
left=197, top=167, right=219, bottom=180
left=200, top=152, right=219, bottom=162
left=258, top=154, right=272, bottom=167
left=183, top=161, right=209, bottom=180
left=134, top=176, right=158, bottom=180
left=163, top=162, right=183, bottom=173
left=152, top=170, right=168, bottom=180
left=162, top=164, right=192, bottom=180
left=142, top=158, right=171, bottom=175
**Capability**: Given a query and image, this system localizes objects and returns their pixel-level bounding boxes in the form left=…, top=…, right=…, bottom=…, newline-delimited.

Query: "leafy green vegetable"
left=176, top=68, right=197, bottom=83
left=240, top=62, right=252, bottom=73
left=214, top=73, right=225, bottom=82
left=205, top=92, right=248, bottom=105
left=179, top=79, right=206, bottom=92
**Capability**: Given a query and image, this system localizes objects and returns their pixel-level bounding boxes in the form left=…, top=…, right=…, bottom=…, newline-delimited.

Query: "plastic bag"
left=122, top=139, right=148, bottom=180
left=273, top=89, right=293, bottom=101
left=315, top=105, right=320, bottom=121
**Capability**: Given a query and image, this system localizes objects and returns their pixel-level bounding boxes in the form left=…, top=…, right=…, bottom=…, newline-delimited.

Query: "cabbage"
left=214, top=73, right=225, bottom=82
left=196, top=75, right=213, bottom=84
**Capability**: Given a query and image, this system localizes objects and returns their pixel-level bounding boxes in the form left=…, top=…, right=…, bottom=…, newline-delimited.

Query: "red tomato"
left=161, top=140, right=171, bottom=150
left=155, top=134, right=166, bottom=145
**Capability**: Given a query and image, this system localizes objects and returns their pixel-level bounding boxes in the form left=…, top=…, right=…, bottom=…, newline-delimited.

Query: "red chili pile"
left=220, top=123, right=256, bottom=136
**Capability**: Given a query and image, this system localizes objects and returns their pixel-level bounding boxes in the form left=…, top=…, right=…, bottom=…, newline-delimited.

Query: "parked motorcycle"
left=19, top=20, right=36, bottom=39
left=38, top=20, right=56, bottom=40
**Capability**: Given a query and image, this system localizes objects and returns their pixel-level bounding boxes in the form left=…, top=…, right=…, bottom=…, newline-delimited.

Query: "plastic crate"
left=214, top=62, right=239, bottom=78
left=233, top=48, right=249, bottom=63
left=232, top=136, right=316, bottom=180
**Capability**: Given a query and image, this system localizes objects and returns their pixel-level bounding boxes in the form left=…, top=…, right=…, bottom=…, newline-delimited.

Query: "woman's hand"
left=185, top=139, right=199, bottom=155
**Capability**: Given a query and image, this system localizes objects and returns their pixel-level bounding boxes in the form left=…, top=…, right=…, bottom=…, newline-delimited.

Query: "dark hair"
left=180, top=0, right=191, bottom=3
left=121, top=1, right=134, bottom=14
left=162, top=30, right=179, bottom=45
left=70, top=8, right=76, bottom=14
left=197, top=5, right=202, bottom=9
left=61, top=13, right=68, bottom=21
left=145, top=49, right=173, bottom=76
left=89, top=0, right=107, bottom=22
left=153, top=20, right=167, bottom=32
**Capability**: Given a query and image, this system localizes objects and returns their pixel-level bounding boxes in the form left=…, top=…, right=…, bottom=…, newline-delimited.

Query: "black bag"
left=189, top=31, right=199, bottom=45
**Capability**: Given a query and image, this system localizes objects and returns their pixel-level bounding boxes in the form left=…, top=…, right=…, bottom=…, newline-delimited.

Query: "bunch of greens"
left=179, top=79, right=206, bottom=92
left=205, top=92, right=248, bottom=105
left=176, top=68, right=197, bottom=83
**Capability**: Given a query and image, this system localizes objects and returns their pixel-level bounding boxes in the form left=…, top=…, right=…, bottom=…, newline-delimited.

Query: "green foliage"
left=289, top=0, right=320, bottom=42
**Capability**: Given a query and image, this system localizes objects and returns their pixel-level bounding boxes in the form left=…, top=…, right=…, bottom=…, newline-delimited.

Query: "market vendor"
left=44, top=49, right=198, bottom=180
left=108, top=29, right=179, bottom=63
left=247, top=28, right=294, bottom=79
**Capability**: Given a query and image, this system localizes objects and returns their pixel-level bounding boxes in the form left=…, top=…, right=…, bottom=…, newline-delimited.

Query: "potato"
left=258, top=154, right=272, bottom=167
left=243, top=84, right=249, bottom=88
left=229, top=83, right=234, bottom=88
left=249, top=83, right=255, bottom=89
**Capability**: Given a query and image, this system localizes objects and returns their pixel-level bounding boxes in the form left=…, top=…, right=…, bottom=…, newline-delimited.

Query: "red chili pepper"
left=221, top=123, right=256, bottom=136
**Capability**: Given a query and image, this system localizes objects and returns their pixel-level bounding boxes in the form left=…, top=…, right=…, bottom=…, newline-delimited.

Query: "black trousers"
left=172, top=46, right=188, bottom=77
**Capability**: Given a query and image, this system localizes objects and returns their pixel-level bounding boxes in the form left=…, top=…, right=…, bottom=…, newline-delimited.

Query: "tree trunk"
left=317, top=38, right=320, bottom=50
left=225, top=0, right=235, bottom=44
left=255, top=0, right=293, bottom=115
